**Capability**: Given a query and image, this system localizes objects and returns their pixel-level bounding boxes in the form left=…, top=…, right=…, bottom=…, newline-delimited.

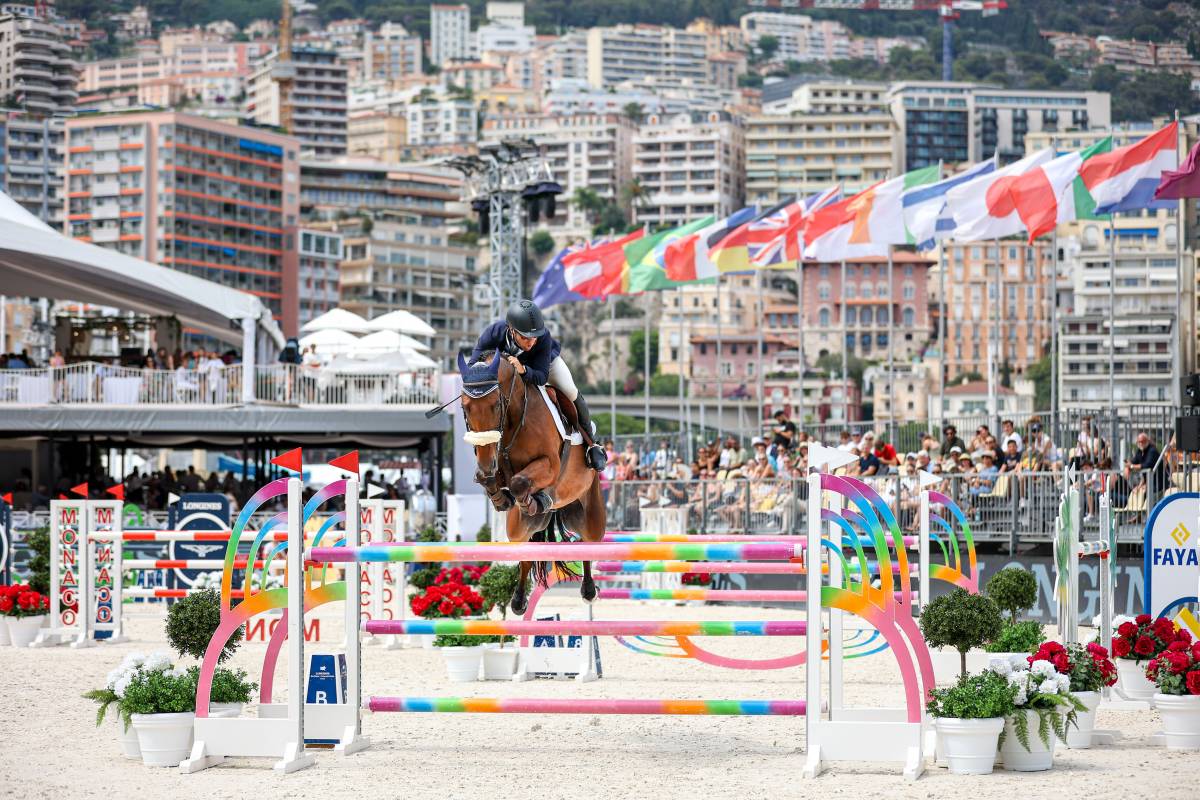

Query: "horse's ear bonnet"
left=459, top=350, right=502, bottom=398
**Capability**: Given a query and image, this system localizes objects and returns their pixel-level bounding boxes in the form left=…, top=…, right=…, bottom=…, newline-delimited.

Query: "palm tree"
left=622, top=101, right=646, bottom=125
left=621, top=179, right=650, bottom=223
left=572, top=187, right=603, bottom=224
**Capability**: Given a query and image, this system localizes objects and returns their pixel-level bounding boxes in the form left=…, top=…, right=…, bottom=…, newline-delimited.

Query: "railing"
left=0, top=361, right=439, bottom=408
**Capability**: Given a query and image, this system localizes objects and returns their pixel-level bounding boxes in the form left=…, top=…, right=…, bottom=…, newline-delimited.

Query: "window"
left=876, top=307, right=888, bottom=325
left=846, top=307, right=857, bottom=325
left=818, top=308, right=831, bottom=327
left=818, top=282, right=831, bottom=300
left=903, top=307, right=915, bottom=327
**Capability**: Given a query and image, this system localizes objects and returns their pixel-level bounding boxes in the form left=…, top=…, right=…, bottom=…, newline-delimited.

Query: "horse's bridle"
left=463, top=365, right=529, bottom=488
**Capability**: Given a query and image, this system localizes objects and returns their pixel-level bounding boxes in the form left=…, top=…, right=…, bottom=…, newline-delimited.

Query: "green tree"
left=628, top=327, right=659, bottom=374
left=572, top=187, right=603, bottom=224
left=622, top=102, right=646, bottom=125
left=650, top=372, right=680, bottom=396
left=620, top=178, right=650, bottom=215
left=920, top=588, right=1004, bottom=679
left=985, top=567, right=1039, bottom=626
left=815, top=352, right=866, bottom=386
left=592, top=202, right=630, bottom=237
left=529, top=230, right=556, bottom=257
left=1025, top=353, right=1052, bottom=410
left=755, top=35, right=780, bottom=62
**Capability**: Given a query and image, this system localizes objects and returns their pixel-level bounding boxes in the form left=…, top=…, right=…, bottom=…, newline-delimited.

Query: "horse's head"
left=457, top=350, right=514, bottom=509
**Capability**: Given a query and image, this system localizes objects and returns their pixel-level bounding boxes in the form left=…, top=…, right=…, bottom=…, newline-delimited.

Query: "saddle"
left=543, top=386, right=579, bottom=436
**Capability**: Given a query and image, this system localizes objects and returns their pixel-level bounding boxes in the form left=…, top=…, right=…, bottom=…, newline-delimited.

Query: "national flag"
left=711, top=201, right=794, bottom=273
left=1003, top=139, right=1112, bottom=242
left=560, top=228, right=645, bottom=299
left=945, top=148, right=1055, bottom=242
left=1079, top=122, right=1177, bottom=214
left=626, top=216, right=715, bottom=292
left=750, top=186, right=841, bottom=270
left=1156, top=138, right=1200, bottom=201
left=1068, top=137, right=1112, bottom=222
left=662, top=206, right=757, bottom=283
left=532, top=239, right=593, bottom=308
left=804, top=165, right=939, bottom=261
left=902, top=157, right=996, bottom=250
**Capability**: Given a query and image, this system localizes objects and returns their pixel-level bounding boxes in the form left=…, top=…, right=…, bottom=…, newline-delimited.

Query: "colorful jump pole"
left=364, top=619, right=808, bottom=637
left=309, top=541, right=802, bottom=564
left=367, top=698, right=808, bottom=715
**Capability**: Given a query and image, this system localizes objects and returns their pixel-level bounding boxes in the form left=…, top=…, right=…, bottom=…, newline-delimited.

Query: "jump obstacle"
left=183, top=445, right=936, bottom=779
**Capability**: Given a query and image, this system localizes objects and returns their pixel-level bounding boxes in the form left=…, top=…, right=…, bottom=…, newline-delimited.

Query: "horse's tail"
left=530, top=511, right=580, bottom=586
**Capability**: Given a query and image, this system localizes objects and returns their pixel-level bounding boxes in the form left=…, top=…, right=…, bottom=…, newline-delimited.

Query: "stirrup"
left=585, top=444, right=607, bottom=471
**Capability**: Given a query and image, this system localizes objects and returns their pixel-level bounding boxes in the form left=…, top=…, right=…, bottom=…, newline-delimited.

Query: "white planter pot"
left=440, top=645, right=483, bottom=682
left=1154, top=693, right=1200, bottom=750
left=116, top=719, right=141, bottom=760
left=1001, top=710, right=1057, bottom=771
left=413, top=633, right=434, bottom=650
left=934, top=717, right=1004, bottom=775
left=482, top=646, right=519, bottom=680
left=0, top=616, right=10, bottom=646
left=6, top=615, right=47, bottom=647
left=1065, top=690, right=1100, bottom=749
left=210, top=702, right=245, bottom=718
left=131, top=712, right=195, bottom=767
left=1116, top=658, right=1156, bottom=702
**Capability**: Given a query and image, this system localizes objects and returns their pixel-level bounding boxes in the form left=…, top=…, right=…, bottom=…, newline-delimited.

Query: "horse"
left=456, top=350, right=606, bottom=613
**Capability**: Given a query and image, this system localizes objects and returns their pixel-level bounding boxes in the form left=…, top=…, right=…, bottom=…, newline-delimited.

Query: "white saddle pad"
left=537, top=386, right=583, bottom=446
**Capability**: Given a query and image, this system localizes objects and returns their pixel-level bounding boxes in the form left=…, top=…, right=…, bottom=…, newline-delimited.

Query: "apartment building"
left=746, top=80, right=898, bottom=205
left=532, top=31, right=587, bottom=94
left=632, top=110, right=745, bottom=228
left=63, top=112, right=302, bottom=333
left=0, top=13, right=78, bottom=115
left=297, top=228, right=343, bottom=327
left=481, top=112, right=635, bottom=233
left=1, top=113, right=64, bottom=225
left=347, top=111, right=407, bottom=161
left=80, top=42, right=271, bottom=106
left=404, top=97, right=477, bottom=147
left=246, top=47, right=348, bottom=158
left=299, top=159, right=463, bottom=224
left=430, top=4, right=471, bottom=67
left=585, top=25, right=709, bottom=89
left=362, top=22, right=422, bottom=82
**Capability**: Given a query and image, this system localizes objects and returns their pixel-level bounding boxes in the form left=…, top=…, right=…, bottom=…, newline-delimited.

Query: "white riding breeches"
left=547, top=356, right=578, bottom=402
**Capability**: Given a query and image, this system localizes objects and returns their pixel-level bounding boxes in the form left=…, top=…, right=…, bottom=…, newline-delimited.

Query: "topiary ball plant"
left=986, top=567, right=1038, bottom=625
left=920, top=588, right=1004, bottom=679
left=479, top=564, right=520, bottom=620
left=165, top=588, right=242, bottom=663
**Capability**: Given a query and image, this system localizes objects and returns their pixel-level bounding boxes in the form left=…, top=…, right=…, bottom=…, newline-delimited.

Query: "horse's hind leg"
left=510, top=560, right=533, bottom=616
left=578, top=478, right=606, bottom=603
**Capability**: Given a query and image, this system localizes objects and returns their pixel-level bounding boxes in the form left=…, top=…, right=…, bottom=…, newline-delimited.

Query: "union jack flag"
left=748, top=186, right=841, bottom=269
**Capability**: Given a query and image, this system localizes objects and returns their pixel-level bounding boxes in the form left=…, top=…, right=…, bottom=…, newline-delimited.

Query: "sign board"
left=1144, top=493, right=1200, bottom=618
left=37, top=499, right=123, bottom=646
left=167, top=494, right=231, bottom=591
left=359, top=499, right=407, bottom=646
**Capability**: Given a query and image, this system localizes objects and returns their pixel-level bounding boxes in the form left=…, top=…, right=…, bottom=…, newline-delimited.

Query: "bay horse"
left=456, top=350, right=606, bottom=613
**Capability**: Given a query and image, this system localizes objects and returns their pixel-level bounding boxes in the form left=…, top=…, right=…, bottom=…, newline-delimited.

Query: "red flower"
left=1191, top=643, right=1200, bottom=661
left=1134, top=636, right=1158, bottom=657
left=1169, top=640, right=1189, bottom=652
left=1153, top=618, right=1176, bottom=641
left=0, top=596, right=12, bottom=613
left=1113, top=637, right=1132, bottom=657
left=1167, top=652, right=1191, bottom=674
left=438, top=600, right=453, bottom=615
left=1176, top=628, right=1193, bottom=646
left=1087, top=642, right=1109, bottom=658
left=1117, top=621, right=1137, bottom=637
left=1187, top=671, right=1200, bottom=696
left=1136, top=614, right=1152, bottom=625
left=1146, top=659, right=1160, bottom=680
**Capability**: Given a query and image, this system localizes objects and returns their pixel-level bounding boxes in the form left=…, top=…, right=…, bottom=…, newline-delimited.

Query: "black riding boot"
left=573, top=396, right=607, bottom=471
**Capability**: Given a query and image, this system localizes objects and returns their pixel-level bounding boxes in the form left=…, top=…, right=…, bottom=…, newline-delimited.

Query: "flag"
left=1069, top=137, right=1112, bottom=222
left=902, top=157, right=996, bottom=250
left=532, top=240, right=592, bottom=308
left=1155, top=138, right=1200, bottom=200
left=750, top=186, right=841, bottom=270
left=804, top=165, right=939, bottom=261
left=1079, top=122, right=1177, bottom=214
left=626, top=217, right=715, bottom=292
left=1005, top=139, right=1112, bottom=243
left=711, top=201, right=794, bottom=273
left=560, top=228, right=645, bottom=299
left=945, top=148, right=1055, bottom=242
left=663, top=206, right=757, bottom=283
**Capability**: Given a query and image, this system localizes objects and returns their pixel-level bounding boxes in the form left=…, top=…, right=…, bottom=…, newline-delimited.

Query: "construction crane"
left=273, top=0, right=296, bottom=133
left=745, top=0, right=1007, bottom=81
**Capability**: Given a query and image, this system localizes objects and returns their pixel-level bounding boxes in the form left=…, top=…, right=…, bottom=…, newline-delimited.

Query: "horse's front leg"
left=510, top=560, right=533, bottom=616
left=510, top=455, right=556, bottom=514
left=581, top=560, right=596, bottom=604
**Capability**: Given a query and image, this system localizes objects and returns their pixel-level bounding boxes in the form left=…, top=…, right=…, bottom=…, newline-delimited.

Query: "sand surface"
left=0, top=597, right=1191, bottom=800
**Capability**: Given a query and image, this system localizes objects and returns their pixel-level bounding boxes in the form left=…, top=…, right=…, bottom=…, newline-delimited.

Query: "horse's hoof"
left=581, top=577, right=597, bottom=604
left=511, top=591, right=528, bottom=616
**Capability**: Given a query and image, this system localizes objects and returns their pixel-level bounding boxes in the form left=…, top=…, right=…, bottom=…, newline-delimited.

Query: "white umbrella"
left=352, top=329, right=431, bottom=355
left=397, top=349, right=438, bottom=370
left=299, top=329, right=359, bottom=354
left=365, top=309, right=436, bottom=337
left=326, top=352, right=412, bottom=373
left=301, top=308, right=371, bottom=334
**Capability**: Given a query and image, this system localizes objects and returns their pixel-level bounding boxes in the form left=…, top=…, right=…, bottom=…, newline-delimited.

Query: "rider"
left=470, top=299, right=607, bottom=471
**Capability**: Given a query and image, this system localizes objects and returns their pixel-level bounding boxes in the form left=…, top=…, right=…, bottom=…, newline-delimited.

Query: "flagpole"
left=644, top=297, right=651, bottom=439
left=716, top=277, right=724, bottom=442
left=1108, top=213, right=1116, bottom=419
left=1174, top=111, right=1184, bottom=406
left=992, top=237, right=1001, bottom=431
left=756, top=273, right=766, bottom=435
left=678, top=285, right=687, bottom=459
left=938, top=243, right=947, bottom=436
left=797, top=260, right=805, bottom=427
left=1051, top=228, right=1058, bottom=428
left=609, top=296, right=616, bottom=443
left=841, top=259, right=849, bottom=426
left=887, top=247, right=895, bottom=446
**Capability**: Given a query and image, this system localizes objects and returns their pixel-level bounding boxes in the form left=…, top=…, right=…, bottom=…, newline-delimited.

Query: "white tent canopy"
left=352, top=329, right=431, bottom=355
left=0, top=190, right=283, bottom=349
left=299, top=328, right=359, bottom=354
left=365, top=309, right=436, bottom=337
left=301, top=308, right=371, bottom=334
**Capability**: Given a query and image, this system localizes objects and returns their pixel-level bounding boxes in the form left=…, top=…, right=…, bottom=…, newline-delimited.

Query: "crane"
left=273, top=0, right=296, bottom=133
left=745, top=0, right=1007, bottom=81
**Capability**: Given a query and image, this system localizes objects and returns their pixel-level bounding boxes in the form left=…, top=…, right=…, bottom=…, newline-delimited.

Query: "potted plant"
left=0, top=583, right=49, bottom=647
left=1056, top=641, right=1118, bottom=748
left=992, top=653, right=1085, bottom=771
left=926, top=670, right=1017, bottom=774
left=166, top=589, right=253, bottom=715
left=83, top=651, right=153, bottom=759
left=920, top=588, right=1004, bottom=683
left=122, top=653, right=199, bottom=767
left=479, top=564, right=520, bottom=680
left=983, top=567, right=1043, bottom=658
left=1144, top=628, right=1200, bottom=749
left=1111, top=614, right=1176, bottom=701
left=411, top=580, right=486, bottom=681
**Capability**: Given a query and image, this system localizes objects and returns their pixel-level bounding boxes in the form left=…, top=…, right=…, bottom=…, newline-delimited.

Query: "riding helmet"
left=506, top=299, right=547, bottom=338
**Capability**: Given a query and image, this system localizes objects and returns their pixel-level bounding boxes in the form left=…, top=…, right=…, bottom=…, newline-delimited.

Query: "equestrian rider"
left=470, top=299, right=608, bottom=471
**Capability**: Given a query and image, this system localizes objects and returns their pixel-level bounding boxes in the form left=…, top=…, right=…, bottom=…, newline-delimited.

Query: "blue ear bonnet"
left=457, top=350, right=501, bottom=398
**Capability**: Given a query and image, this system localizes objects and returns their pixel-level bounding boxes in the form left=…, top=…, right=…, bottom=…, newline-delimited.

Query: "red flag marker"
left=57, top=493, right=68, bottom=500
left=329, top=451, right=359, bottom=474
left=70, top=482, right=89, bottom=498
left=106, top=484, right=126, bottom=501
left=271, top=448, right=303, bottom=473
left=1, top=492, right=11, bottom=505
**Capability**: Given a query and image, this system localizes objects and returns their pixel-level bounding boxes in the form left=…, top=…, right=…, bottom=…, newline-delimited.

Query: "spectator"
left=651, top=439, right=671, bottom=477
left=942, top=445, right=964, bottom=472
left=921, top=432, right=941, bottom=460
left=999, top=440, right=1021, bottom=474
left=749, top=439, right=773, bottom=478
left=972, top=453, right=999, bottom=494
left=941, top=425, right=966, bottom=456
left=718, top=436, right=746, bottom=472
left=873, top=434, right=899, bottom=470
left=859, top=445, right=881, bottom=476
left=771, top=410, right=796, bottom=451
left=1125, top=431, right=1165, bottom=493
left=49, top=349, right=65, bottom=368
left=1001, top=419, right=1023, bottom=453
left=968, top=425, right=991, bottom=454
left=836, top=430, right=856, bottom=453
left=957, top=453, right=975, bottom=478
left=1027, top=422, right=1055, bottom=468
left=1073, top=416, right=1108, bottom=467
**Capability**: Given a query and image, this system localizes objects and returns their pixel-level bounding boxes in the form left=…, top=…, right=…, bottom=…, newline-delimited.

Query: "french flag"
left=1078, top=122, right=1178, bottom=214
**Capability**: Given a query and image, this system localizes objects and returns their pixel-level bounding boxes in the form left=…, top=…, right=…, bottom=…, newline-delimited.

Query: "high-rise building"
left=481, top=112, right=635, bottom=234
left=246, top=48, right=348, bottom=158
left=64, top=112, right=302, bottom=333
left=430, top=4, right=471, bottom=67
left=586, top=25, right=709, bottom=89
left=632, top=110, right=744, bottom=228
left=404, top=97, right=477, bottom=148
left=297, top=227, right=343, bottom=327
left=1, top=113, right=65, bottom=226
left=746, top=79, right=897, bottom=205
left=0, top=13, right=79, bottom=116
left=346, top=111, right=407, bottom=161
left=362, top=22, right=423, bottom=82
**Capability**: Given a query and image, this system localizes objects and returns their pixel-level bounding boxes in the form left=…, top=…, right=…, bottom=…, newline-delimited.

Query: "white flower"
left=113, top=674, right=133, bottom=697
left=1038, top=678, right=1059, bottom=694
left=1056, top=674, right=1071, bottom=692
left=1111, top=615, right=1135, bottom=630
left=989, top=658, right=1013, bottom=676
left=1013, top=688, right=1028, bottom=706
left=144, top=651, right=173, bottom=672
left=1009, top=654, right=1029, bottom=670
left=120, top=651, right=146, bottom=670
left=1030, top=659, right=1056, bottom=678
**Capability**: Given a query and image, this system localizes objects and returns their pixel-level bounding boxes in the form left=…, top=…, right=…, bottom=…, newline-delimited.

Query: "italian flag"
left=1006, top=138, right=1112, bottom=242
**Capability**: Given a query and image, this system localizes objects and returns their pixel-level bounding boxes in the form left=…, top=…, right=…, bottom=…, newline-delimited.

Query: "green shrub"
left=433, top=633, right=514, bottom=647
left=920, top=588, right=1004, bottom=679
left=985, top=567, right=1038, bottom=625
left=204, top=666, right=257, bottom=704
left=121, top=667, right=197, bottom=716
left=479, top=564, right=520, bottom=618
left=476, top=524, right=492, bottom=542
left=926, top=670, right=1017, bottom=719
left=23, top=527, right=50, bottom=596
left=409, top=566, right=441, bottom=590
left=165, top=588, right=242, bottom=662
left=985, top=620, right=1045, bottom=654
left=415, top=526, right=441, bottom=542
